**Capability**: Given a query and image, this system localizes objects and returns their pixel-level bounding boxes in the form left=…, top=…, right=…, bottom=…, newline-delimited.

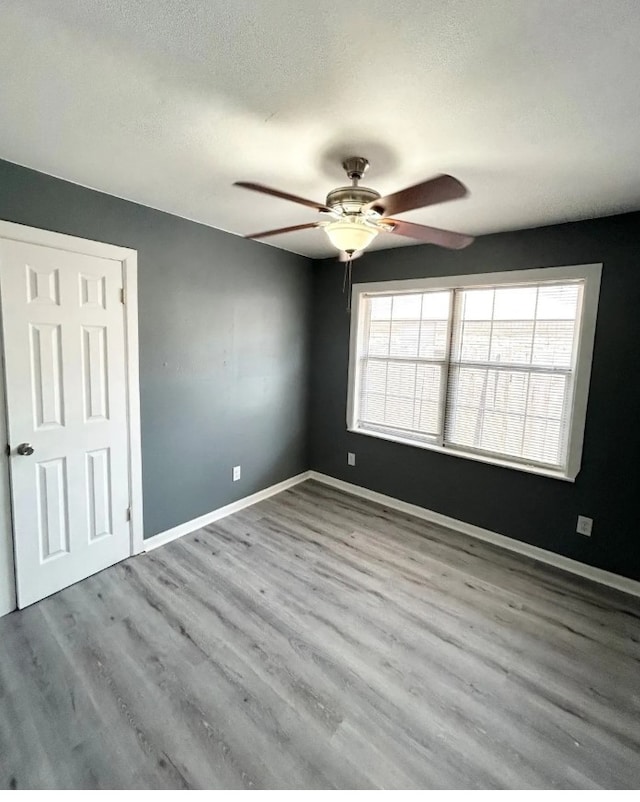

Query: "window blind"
left=358, top=291, right=452, bottom=443
left=445, top=283, right=582, bottom=468
left=354, top=279, right=584, bottom=471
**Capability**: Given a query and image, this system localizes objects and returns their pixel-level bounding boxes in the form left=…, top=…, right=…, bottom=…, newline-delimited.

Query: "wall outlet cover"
left=577, top=515, right=593, bottom=537
left=233, top=465, right=241, bottom=482
left=347, top=452, right=356, bottom=466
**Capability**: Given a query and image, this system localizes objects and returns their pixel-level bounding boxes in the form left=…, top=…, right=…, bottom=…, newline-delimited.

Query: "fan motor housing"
left=325, top=185, right=382, bottom=216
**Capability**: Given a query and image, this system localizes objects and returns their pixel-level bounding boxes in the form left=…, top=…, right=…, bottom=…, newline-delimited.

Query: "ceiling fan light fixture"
left=323, top=218, right=379, bottom=254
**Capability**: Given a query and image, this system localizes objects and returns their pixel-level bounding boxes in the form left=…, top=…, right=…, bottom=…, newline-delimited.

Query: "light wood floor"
left=1, top=479, right=639, bottom=789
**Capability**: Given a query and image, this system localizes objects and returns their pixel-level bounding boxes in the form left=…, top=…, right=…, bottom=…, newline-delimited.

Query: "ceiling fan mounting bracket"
left=342, top=156, right=370, bottom=183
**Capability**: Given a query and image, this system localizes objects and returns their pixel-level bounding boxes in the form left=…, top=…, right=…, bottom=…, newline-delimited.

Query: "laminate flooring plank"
left=193, top=513, right=630, bottom=787
left=153, top=520, right=599, bottom=787
left=275, top=485, right=640, bottom=656
left=1, top=479, right=639, bottom=788
left=288, top=483, right=638, bottom=615
left=141, top=541, right=429, bottom=788
left=172, top=541, right=485, bottom=788
left=252, top=502, right=640, bottom=724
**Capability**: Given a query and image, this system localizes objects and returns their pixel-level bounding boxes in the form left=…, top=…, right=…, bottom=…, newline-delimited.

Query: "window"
left=347, top=264, right=602, bottom=480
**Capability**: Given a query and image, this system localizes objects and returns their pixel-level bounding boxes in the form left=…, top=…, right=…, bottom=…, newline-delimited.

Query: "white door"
left=0, top=238, right=132, bottom=608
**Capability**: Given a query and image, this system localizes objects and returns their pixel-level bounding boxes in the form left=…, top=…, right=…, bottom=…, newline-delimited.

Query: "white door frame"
left=0, top=221, right=144, bottom=616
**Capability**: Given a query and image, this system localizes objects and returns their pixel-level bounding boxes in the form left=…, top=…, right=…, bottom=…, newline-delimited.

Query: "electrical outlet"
left=232, top=465, right=241, bottom=482
left=576, top=515, right=593, bottom=537
left=347, top=452, right=356, bottom=466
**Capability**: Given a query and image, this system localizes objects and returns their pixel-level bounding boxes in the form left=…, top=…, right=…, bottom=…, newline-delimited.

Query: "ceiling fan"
left=234, top=156, right=474, bottom=261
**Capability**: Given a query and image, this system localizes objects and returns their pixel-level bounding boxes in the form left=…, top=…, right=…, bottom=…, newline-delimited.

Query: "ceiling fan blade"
left=338, top=250, right=364, bottom=262
left=382, top=218, right=474, bottom=249
left=367, top=174, right=468, bottom=217
left=234, top=181, right=332, bottom=213
left=244, top=222, right=320, bottom=239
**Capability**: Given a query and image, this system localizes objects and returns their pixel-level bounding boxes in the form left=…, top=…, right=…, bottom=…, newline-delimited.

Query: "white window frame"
left=347, top=264, right=602, bottom=482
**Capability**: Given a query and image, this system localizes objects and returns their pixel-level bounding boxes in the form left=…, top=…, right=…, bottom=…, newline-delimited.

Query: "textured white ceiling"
left=1, top=0, right=639, bottom=257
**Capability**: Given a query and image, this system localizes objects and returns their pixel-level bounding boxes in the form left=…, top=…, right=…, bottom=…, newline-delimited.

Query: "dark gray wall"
left=309, top=212, right=640, bottom=581
left=0, top=159, right=311, bottom=538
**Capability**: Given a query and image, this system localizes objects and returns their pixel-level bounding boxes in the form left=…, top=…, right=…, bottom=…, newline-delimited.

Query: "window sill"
left=347, top=426, right=577, bottom=482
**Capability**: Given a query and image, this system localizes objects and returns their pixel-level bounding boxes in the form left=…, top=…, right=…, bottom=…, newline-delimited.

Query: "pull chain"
left=342, top=254, right=354, bottom=312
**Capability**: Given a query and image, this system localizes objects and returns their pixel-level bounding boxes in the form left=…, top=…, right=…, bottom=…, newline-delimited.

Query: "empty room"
left=0, top=0, right=639, bottom=792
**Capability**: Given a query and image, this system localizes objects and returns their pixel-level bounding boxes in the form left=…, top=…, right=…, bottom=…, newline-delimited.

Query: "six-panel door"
left=0, top=239, right=131, bottom=607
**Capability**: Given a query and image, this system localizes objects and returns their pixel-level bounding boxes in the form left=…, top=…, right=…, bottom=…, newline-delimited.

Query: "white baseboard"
left=144, top=471, right=312, bottom=552
left=308, top=471, right=640, bottom=600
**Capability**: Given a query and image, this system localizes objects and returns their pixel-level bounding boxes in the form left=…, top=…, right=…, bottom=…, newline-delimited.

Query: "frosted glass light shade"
left=324, top=219, right=379, bottom=253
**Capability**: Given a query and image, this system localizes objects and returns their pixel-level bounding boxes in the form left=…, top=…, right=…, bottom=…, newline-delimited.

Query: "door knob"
left=16, top=443, right=34, bottom=456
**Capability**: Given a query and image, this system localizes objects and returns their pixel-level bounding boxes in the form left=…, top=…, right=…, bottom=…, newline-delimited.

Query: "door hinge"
left=120, top=287, right=126, bottom=305
left=5, top=444, right=10, bottom=457
left=126, top=506, right=131, bottom=522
